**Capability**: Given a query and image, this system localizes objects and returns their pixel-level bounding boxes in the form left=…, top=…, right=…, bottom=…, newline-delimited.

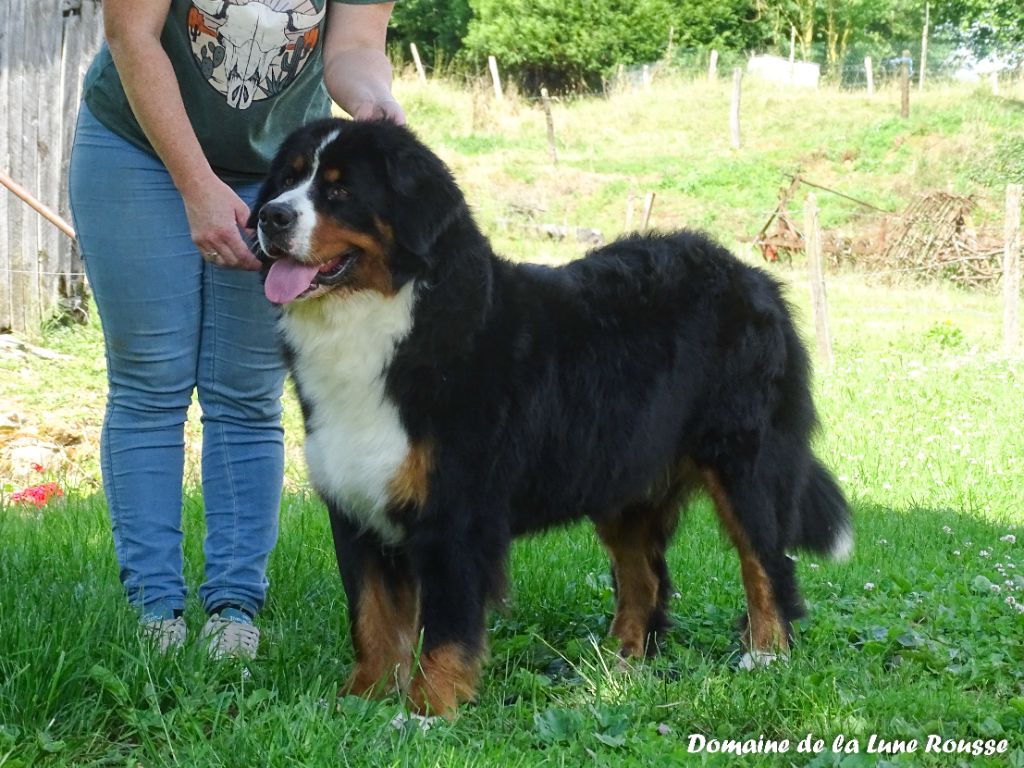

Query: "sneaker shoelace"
left=202, top=613, right=260, bottom=659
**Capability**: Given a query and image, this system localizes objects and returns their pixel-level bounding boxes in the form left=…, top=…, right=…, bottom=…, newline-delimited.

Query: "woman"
left=68, top=0, right=404, bottom=657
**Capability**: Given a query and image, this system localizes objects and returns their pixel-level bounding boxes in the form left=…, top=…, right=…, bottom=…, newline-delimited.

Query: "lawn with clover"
left=2, top=76, right=1024, bottom=766
left=2, top=271, right=1022, bottom=767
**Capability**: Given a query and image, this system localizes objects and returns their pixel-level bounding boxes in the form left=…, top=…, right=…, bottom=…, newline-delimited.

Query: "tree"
left=389, top=0, right=472, bottom=70
left=936, top=0, right=1024, bottom=59
left=463, top=0, right=675, bottom=92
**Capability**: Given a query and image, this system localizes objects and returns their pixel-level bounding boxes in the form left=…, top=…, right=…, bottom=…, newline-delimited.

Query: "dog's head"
left=249, top=118, right=464, bottom=305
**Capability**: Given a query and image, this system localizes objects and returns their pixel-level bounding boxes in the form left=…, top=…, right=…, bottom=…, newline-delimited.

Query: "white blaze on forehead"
left=258, top=129, right=341, bottom=260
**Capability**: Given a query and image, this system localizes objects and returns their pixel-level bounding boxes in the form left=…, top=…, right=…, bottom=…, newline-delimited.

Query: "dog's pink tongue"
left=265, top=259, right=320, bottom=304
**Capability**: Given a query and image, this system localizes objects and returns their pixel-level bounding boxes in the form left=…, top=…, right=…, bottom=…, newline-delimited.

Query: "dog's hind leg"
left=330, top=511, right=420, bottom=698
left=596, top=495, right=681, bottom=658
left=701, top=468, right=795, bottom=667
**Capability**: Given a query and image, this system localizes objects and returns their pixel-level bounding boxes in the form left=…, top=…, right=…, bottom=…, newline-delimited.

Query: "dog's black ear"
left=383, top=134, right=465, bottom=257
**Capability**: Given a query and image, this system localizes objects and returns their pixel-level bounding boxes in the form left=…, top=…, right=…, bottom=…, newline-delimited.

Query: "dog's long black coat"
left=251, top=118, right=851, bottom=714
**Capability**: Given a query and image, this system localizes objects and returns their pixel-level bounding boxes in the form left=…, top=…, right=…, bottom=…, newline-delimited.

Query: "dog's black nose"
left=259, top=202, right=297, bottom=235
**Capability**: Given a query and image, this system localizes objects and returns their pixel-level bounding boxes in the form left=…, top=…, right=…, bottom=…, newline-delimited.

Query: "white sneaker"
left=201, top=613, right=260, bottom=660
left=141, top=616, right=187, bottom=653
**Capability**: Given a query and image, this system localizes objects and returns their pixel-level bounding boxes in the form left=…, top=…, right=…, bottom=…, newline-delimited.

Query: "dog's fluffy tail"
left=793, top=459, right=852, bottom=560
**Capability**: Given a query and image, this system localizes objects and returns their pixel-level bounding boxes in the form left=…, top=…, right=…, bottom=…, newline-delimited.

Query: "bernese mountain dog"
left=249, top=118, right=851, bottom=717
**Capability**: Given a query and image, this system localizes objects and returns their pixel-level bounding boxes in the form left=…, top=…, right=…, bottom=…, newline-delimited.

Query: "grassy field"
left=2, top=74, right=1024, bottom=766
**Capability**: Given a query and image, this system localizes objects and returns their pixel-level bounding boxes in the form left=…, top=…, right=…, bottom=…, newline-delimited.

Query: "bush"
left=389, top=0, right=472, bottom=71
left=463, top=0, right=675, bottom=92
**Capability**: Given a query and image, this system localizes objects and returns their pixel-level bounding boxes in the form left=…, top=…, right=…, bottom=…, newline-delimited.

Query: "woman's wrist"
left=324, top=47, right=400, bottom=120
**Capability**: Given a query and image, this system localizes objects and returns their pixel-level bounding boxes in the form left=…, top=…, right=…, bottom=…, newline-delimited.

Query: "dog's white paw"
left=390, top=711, right=440, bottom=732
left=738, top=650, right=787, bottom=670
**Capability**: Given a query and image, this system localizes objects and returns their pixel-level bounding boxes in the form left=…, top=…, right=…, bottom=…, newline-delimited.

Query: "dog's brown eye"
left=326, top=186, right=350, bottom=202
left=282, top=176, right=297, bottom=189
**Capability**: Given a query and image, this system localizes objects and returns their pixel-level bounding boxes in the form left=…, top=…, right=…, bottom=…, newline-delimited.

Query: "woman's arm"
left=323, top=2, right=405, bottom=125
left=103, top=0, right=259, bottom=269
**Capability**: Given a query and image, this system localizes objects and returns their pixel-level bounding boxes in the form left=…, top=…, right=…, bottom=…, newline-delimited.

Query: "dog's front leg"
left=406, top=525, right=496, bottom=717
left=329, top=509, right=420, bottom=698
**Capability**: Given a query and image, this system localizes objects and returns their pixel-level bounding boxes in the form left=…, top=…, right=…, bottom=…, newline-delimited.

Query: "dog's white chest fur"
left=280, top=285, right=416, bottom=544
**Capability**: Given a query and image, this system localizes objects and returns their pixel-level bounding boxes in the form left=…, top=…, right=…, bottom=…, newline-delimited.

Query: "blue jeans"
left=68, top=104, right=285, bottom=621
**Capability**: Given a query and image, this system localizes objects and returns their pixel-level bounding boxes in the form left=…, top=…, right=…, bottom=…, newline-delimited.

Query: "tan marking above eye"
left=323, top=167, right=342, bottom=183
left=290, top=155, right=307, bottom=173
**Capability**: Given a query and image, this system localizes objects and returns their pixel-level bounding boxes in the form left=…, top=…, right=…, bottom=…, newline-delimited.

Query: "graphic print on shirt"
left=187, top=0, right=325, bottom=110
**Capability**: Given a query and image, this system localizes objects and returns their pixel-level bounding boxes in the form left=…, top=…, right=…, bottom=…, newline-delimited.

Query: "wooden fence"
left=0, top=0, right=103, bottom=333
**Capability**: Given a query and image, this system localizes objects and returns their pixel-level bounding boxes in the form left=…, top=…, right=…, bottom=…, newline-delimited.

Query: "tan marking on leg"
left=596, top=516, right=660, bottom=658
left=408, top=644, right=480, bottom=718
left=702, top=469, right=788, bottom=655
left=387, top=441, right=434, bottom=509
left=344, top=566, right=420, bottom=698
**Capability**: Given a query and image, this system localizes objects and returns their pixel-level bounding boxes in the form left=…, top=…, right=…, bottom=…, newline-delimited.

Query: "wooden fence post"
left=708, top=49, right=719, bottom=81
left=409, top=43, right=427, bottom=83
left=919, top=2, right=929, bottom=91
left=805, top=193, right=834, bottom=369
left=1004, top=183, right=1022, bottom=355
left=864, top=56, right=874, bottom=96
left=641, top=192, right=656, bottom=232
left=900, top=50, right=910, bottom=118
left=540, top=87, right=558, bottom=167
left=730, top=67, right=742, bottom=150
left=488, top=55, right=503, bottom=100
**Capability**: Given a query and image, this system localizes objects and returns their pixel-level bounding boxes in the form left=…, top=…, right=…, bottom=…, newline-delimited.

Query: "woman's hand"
left=323, top=3, right=405, bottom=126
left=347, top=91, right=406, bottom=125
left=182, top=177, right=261, bottom=271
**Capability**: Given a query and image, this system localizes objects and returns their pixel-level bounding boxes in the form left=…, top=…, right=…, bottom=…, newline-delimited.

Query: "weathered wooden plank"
left=58, top=0, right=103, bottom=296
left=0, top=0, right=103, bottom=331
left=9, top=0, right=29, bottom=332
left=37, top=0, right=66, bottom=323
left=0, top=0, right=10, bottom=329
left=0, top=0, right=19, bottom=330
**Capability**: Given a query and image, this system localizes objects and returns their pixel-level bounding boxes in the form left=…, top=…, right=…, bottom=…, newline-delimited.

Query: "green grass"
left=2, top=75, right=1024, bottom=766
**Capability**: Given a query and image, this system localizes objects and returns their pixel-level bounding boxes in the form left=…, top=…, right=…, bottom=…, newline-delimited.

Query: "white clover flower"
left=808, top=563, right=819, bottom=570
left=943, top=526, right=953, bottom=534
left=1006, top=595, right=1016, bottom=606
left=1001, top=534, right=1016, bottom=544
left=877, top=539, right=889, bottom=546
left=990, top=583, right=1001, bottom=594
left=980, top=549, right=991, bottom=558
left=954, top=550, right=961, bottom=556
left=864, top=582, right=875, bottom=591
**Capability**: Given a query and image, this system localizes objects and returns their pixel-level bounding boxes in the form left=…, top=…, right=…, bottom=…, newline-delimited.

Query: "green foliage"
left=936, top=0, right=1024, bottom=59
left=967, top=133, right=1024, bottom=188
left=463, top=0, right=675, bottom=91
left=924, top=320, right=967, bottom=351
left=389, top=0, right=472, bottom=70
left=392, top=0, right=1019, bottom=92
left=668, top=0, right=769, bottom=51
